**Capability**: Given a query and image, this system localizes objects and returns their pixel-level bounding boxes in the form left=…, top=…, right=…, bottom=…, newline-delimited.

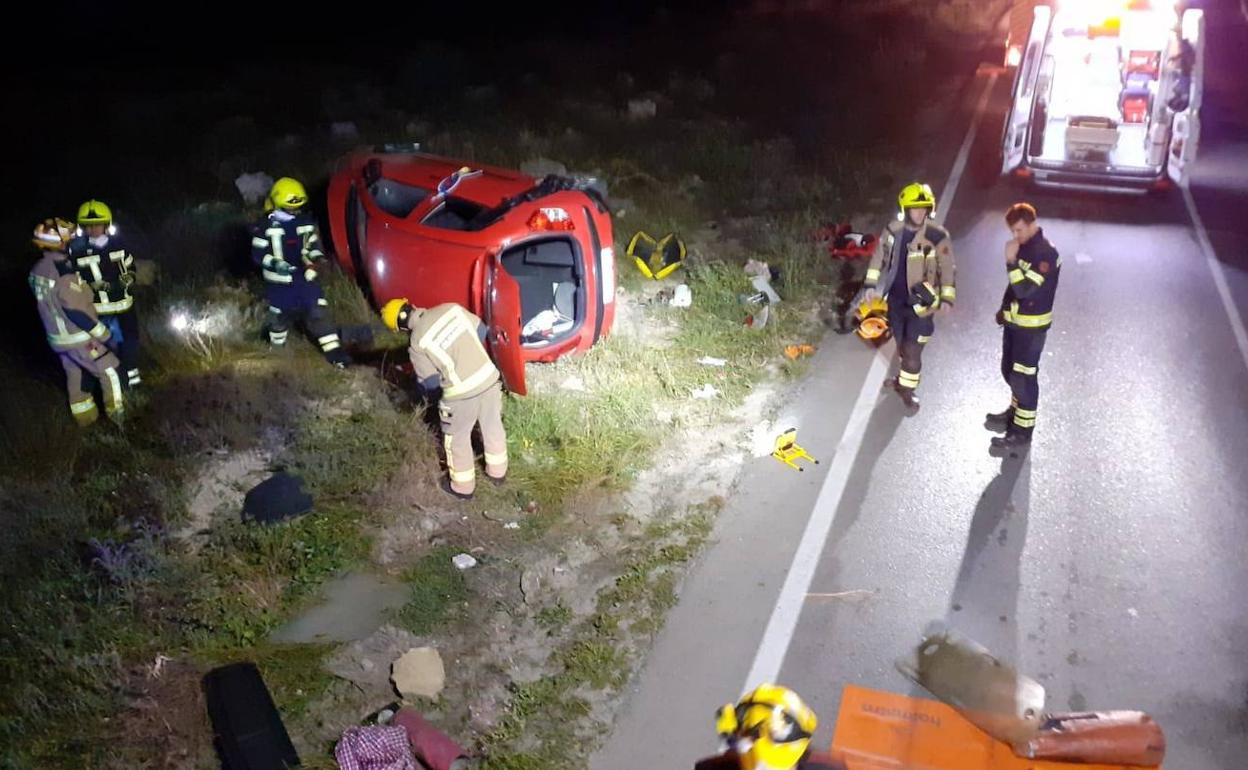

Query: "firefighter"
left=696, top=684, right=845, bottom=770
left=988, top=203, right=1061, bottom=451
left=382, top=299, right=508, bottom=500
left=66, top=199, right=142, bottom=388
left=250, top=177, right=351, bottom=368
left=29, top=218, right=125, bottom=426
left=861, top=182, right=957, bottom=411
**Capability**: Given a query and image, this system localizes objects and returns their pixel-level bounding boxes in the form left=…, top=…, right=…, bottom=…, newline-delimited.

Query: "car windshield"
left=368, top=177, right=431, bottom=219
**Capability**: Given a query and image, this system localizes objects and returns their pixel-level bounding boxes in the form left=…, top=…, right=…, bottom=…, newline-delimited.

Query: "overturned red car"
left=326, top=146, right=617, bottom=395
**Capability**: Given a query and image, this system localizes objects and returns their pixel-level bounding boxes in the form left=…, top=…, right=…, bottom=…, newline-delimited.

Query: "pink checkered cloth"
left=335, top=725, right=418, bottom=770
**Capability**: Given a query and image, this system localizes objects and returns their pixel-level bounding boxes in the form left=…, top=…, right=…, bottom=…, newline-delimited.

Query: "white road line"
left=1181, top=185, right=1248, bottom=374
left=741, top=70, right=1000, bottom=692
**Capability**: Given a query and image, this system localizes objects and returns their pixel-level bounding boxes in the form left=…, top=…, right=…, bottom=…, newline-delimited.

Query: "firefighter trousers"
left=101, top=309, right=141, bottom=388
left=61, top=343, right=125, bottom=427
left=267, top=299, right=347, bottom=364
left=439, top=380, right=508, bottom=495
left=1001, top=326, right=1048, bottom=434
left=888, top=302, right=935, bottom=391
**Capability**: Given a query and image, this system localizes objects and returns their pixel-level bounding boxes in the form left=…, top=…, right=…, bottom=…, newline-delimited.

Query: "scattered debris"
left=1127, top=607, right=1139, bottom=618
left=392, top=647, right=446, bottom=700
left=328, top=625, right=428, bottom=694
left=451, top=554, right=478, bottom=570
left=784, top=344, right=816, bottom=360
left=147, top=653, right=172, bottom=680
left=744, top=303, right=771, bottom=330
left=670, top=284, right=693, bottom=308
left=771, top=428, right=818, bottom=471
left=627, top=231, right=686, bottom=280
left=627, top=98, right=657, bottom=120
left=806, top=589, right=875, bottom=602
left=391, top=708, right=473, bottom=770
left=335, top=725, right=417, bottom=770
left=503, top=522, right=520, bottom=530
left=690, top=384, right=720, bottom=400
left=697, top=356, right=727, bottom=367
left=234, top=171, right=274, bottom=205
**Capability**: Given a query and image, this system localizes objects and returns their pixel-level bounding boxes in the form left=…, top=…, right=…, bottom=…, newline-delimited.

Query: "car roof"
left=364, top=152, right=536, bottom=207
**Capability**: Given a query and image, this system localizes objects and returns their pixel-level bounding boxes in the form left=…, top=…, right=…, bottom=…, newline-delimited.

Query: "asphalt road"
left=593, top=5, right=1248, bottom=769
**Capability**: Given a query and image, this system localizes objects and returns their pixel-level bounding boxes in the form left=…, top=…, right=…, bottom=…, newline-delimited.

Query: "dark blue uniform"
left=999, top=228, right=1061, bottom=435
left=66, top=231, right=141, bottom=387
left=250, top=211, right=347, bottom=366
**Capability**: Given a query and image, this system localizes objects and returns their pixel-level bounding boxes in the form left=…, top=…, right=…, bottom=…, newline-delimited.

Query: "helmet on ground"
left=855, top=294, right=889, bottom=342
left=33, top=217, right=75, bottom=250
left=898, top=182, right=936, bottom=216
left=77, top=200, right=112, bottom=225
left=381, top=298, right=414, bottom=332
left=268, top=177, right=308, bottom=212
left=715, top=684, right=817, bottom=770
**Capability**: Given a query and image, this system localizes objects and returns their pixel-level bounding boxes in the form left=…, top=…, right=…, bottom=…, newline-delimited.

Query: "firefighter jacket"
left=65, top=232, right=136, bottom=315
left=1000, top=228, right=1061, bottom=331
left=250, top=211, right=328, bottom=307
left=29, top=251, right=113, bottom=352
left=407, top=303, right=500, bottom=401
left=863, top=219, right=956, bottom=316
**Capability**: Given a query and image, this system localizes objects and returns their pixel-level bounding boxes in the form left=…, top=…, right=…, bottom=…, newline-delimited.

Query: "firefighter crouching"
left=696, top=684, right=845, bottom=770
left=382, top=299, right=508, bottom=500
left=251, top=176, right=351, bottom=368
left=861, top=182, right=957, bottom=412
left=989, top=202, right=1062, bottom=451
left=66, top=199, right=142, bottom=389
left=29, top=218, right=125, bottom=426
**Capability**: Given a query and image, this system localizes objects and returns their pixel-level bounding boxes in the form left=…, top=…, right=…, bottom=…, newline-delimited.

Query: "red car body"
left=326, top=148, right=617, bottom=395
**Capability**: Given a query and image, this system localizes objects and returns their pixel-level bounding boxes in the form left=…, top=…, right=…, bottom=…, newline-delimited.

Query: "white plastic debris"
left=452, top=553, right=478, bottom=570
left=671, top=284, right=693, bottom=308
left=234, top=172, right=274, bottom=205
left=751, top=274, right=782, bottom=304
left=697, top=356, right=727, bottom=367
left=1127, top=607, right=1139, bottom=618
left=503, top=522, right=520, bottom=530
left=690, top=384, right=720, bottom=400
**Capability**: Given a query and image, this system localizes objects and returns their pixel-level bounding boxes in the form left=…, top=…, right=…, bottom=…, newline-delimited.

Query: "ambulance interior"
left=1025, top=4, right=1192, bottom=174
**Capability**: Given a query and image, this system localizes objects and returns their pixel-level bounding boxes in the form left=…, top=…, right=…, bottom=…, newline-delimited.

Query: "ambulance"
left=1001, top=0, right=1205, bottom=193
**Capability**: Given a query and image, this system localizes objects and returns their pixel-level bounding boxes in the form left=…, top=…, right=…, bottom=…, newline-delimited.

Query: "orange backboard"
left=830, top=685, right=1160, bottom=770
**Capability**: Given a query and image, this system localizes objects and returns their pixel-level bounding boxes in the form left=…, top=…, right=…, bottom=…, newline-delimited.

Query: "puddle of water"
left=270, top=571, right=410, bottom=644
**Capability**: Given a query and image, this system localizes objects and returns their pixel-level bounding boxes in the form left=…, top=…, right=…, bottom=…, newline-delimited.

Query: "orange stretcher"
left=830, top=686, right=1162, bottom=770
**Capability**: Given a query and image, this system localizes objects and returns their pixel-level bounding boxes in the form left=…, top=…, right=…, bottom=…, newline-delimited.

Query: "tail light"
left=527, top=208, right=575, bottom=231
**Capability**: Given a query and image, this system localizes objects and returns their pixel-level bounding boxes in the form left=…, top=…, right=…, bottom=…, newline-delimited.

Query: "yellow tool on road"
left=772, top=428, right=818, bottom=471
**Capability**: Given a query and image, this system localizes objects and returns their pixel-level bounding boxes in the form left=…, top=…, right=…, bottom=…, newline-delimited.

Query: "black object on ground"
left=242, top=473, right=313, bottom=525
left=203, top=661, right=301, bottom=770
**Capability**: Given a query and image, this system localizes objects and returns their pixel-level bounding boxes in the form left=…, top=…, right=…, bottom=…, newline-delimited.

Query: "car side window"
left=368, top=178, right=431, bottom=219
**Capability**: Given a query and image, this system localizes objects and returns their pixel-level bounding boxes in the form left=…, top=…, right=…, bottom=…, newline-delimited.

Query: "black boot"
left=891, top=378, right=920, bottom=412
left=985, top=407, right=1014, bottom=432
left=990, top=429, right=1032, bottom=453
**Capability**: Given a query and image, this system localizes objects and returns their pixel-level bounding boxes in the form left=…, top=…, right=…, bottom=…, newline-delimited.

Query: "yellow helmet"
left=33, top=217, right=76, bottom=250
left=897, top=182, right=936, bottom=215
left=855, top=295, right=890, bottom=342
left=269, top=177, right=308, bottom=212
left=716, top=684, right=817, bottom=770
left=77, top=199, right=113, bottom=225
left=381, top=298, right=414, bottom=332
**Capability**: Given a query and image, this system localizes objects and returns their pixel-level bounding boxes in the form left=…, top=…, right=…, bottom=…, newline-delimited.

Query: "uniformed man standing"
left=66, top=199, right=142, bottom=389
left=29, top=217, right=125, bottom=426
left=861, top=182, right=957, bottom=412
left=382, top=299, right=508, bottom=500
left=988, top=203, right=1062, bottom=451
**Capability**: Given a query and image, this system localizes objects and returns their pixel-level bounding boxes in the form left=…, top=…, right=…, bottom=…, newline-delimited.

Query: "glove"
left=304, top=267, right=318, bottom=282
left=995, top=309, right=1006, bottom=326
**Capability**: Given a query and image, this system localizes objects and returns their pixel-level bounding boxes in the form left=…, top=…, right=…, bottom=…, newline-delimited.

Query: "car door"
left=484, top=250, right=527, bottom=395
left=1001, top=5, right=1052, bottom=175
left=1167, top=9, right=1205, bottom=186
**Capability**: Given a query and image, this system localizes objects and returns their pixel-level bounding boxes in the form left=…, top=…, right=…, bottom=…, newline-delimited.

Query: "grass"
left=393, top=546, right=471, bottom=635
left=481, top=505, right=716, bottom=769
